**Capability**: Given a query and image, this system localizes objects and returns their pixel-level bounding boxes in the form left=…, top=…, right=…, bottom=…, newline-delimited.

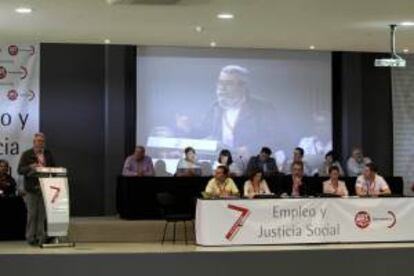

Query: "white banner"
left=392, top=56, right=414, bottom=195
left=0, top=44, right=39, bottom=179
left=196, top=198, right=414, bottom=246
left=40, top=177, right=70, bottom=236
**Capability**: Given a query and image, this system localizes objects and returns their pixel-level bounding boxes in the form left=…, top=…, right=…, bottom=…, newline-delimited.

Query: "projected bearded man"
left=176, top=65, right=282, bottom=159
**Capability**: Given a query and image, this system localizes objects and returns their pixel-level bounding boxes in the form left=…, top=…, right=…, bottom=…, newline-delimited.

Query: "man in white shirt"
left=347, top=147, right=371, bottom=177
left=355, top=163, right=391, bottom=196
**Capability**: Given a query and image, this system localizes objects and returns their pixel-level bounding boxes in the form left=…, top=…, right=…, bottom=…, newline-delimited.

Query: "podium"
left=36, top=167, right=75, bottom=248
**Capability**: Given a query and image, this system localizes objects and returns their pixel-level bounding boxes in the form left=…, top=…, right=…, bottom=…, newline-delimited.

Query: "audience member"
left=0, top=159, right=16, bottom=197
left=122, top=146, right=155, bottom=176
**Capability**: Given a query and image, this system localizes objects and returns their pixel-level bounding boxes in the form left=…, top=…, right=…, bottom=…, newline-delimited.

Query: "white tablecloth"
left=196, top=197, right=414, bottom=246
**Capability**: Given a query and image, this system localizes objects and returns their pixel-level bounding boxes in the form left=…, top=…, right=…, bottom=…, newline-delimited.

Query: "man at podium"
left=18, top=133, right=56, bottom=246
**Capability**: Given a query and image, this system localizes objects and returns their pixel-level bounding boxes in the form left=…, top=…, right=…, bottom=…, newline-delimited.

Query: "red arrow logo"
left=225, top=204, right=250, bottom=241
left=50, top=186, right=61, bottom=204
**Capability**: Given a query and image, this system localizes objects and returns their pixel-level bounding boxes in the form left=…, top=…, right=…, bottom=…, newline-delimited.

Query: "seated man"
left=281, top=161, right=310, bottom=197
left=347, top=147, right=371, bottom=177
left=245, top=147, right=279, bottom=177
left=282, top=147, right=311, bottom=176
left=355, top=163, right=391, bottom=196
left=122, top=146, right=155, bottom=176
left=205, top=165, right=239, bottom=198
left=0, top=159, right=16, bottom=197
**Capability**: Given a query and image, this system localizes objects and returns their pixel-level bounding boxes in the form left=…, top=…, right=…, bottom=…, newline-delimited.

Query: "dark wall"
left=332, top=52, right=393, bottom=176
left=40, top=44, right=136, bottom=216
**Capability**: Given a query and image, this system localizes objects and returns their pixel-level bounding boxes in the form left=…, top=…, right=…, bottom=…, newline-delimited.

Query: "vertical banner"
left=0, top=44, right=39, bottom=179
left=392, top=55, right=414, bottom=196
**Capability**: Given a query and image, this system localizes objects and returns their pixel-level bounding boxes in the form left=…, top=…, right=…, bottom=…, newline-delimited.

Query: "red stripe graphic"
left=225, top=204, right=250, bottom=241
left=50, top=186, right=61, bottom=204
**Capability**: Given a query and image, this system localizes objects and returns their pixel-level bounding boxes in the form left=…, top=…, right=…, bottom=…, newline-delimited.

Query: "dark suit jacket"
left=17, top=148, right=55, bottom=193
left=246, top=156, right=279, bottom=177
left=200, top=95, right=291, bottom=153
left=281, top=175, right=313, bottom=196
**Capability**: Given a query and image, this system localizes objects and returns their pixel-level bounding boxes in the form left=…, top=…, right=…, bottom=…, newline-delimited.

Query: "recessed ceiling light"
left=403, top=48, right=409, bottom=53
left=15, top=7, right=32, bottom=14
left=210, top=41, right=217, bottom=47
left=400, top=21, right=414, bottom=26
left=104, top=39, right=111, bottom=44
left=217, top=13, right=234, bottom=20
left=309, top=45, right=315, bottom=50
left=195, top=26, right=204, bottom=33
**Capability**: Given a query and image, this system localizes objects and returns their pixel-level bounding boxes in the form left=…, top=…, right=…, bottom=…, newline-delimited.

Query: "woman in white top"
left=175, top=147, right=201, bottom=176
left=323, top=165, right=349, bottom=196
left=213, top=149, right=242, bottom=177
left=244, top=170, right=271, bottom=198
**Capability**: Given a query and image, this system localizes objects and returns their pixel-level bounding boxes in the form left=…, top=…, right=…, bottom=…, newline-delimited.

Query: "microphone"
left=239, top=155, right=246, bottom=174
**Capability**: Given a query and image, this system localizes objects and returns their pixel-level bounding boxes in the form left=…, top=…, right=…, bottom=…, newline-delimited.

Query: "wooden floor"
left=69, top=216, right=194, bottom=242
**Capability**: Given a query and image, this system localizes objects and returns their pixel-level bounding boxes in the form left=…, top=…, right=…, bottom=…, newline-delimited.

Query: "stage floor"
left=3, top=241, right=414, bottom=276
left=2, top=241, right=414, bottom=255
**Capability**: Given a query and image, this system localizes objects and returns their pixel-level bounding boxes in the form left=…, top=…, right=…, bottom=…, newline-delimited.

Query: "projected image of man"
left=176, top=65, right=282, bottom=158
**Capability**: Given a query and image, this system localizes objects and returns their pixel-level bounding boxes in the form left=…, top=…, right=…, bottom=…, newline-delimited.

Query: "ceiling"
left=1, top=0, right=414, bottom=52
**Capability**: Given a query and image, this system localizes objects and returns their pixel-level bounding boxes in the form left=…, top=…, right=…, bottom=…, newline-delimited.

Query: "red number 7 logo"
left=50, top=186, right=61, bottom=204
left=225, top=204, right=250, bottom=241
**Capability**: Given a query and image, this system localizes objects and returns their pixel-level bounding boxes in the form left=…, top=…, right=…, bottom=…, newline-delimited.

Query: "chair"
left=156, top=192, right=193, bottom=244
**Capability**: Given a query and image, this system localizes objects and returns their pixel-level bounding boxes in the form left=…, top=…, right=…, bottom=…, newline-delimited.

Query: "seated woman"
left=355, top=163, right=391, bottom=196
left=205, top=165, right=239, bottom=198
left=175, top=147, right=202, bottom=177
left=0, top=159, right=17, bottom=197
left=319, top=151, right=344, bottom=177
left=243, top=169, right=272, bottom=198
left=213, top=149, right=242, bottom=177
left=323, top=165, right=348, bottom=196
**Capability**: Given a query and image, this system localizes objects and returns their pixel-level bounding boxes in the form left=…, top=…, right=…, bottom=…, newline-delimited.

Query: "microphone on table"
left=239, top=155, right=246, bottom=174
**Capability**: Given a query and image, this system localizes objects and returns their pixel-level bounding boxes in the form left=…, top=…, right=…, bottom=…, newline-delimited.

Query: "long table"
left=117, top=176, right=403, bottom=219
left=196, top=197, right=414, bottom=246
